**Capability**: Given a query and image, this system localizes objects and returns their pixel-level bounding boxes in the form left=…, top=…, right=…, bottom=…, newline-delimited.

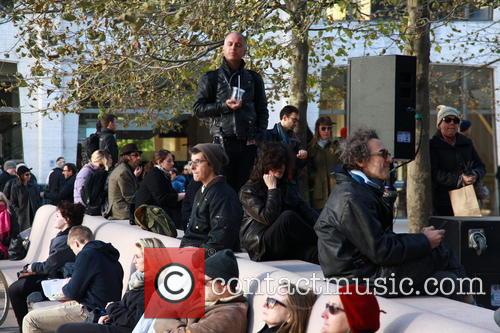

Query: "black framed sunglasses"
left=265, top=297, right=287, bottom=309
left=443, top=116, right=460, bottom=124
left=370, top=149, right=391, bottom=159
left=319, top=126, right=332, bottom=131
left=325, top=303, right=344, bottom=315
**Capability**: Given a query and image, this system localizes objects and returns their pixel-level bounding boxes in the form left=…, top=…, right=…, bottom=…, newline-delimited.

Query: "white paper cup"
left=231, top=87, right=245, bottom=101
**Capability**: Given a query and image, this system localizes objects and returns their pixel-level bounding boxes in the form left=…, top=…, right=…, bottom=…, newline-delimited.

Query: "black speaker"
left=347, top=55, right=416, bottom=161
left=430, top=216, right=500, bottom=309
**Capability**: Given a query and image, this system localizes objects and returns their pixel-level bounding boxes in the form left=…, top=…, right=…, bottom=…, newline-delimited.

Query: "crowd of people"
left=0, top=31, right=490, bottom=332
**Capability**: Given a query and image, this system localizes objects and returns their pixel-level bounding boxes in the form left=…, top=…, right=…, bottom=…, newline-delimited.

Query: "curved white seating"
left=1, top=206, right=498, bottom=332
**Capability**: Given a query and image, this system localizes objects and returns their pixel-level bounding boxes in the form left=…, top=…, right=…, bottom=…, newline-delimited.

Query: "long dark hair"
left=311, top=116, right=334, bottom=147
left=250, top=142, right=291, bottom=183
left=144, top=149, right=173, bottom=175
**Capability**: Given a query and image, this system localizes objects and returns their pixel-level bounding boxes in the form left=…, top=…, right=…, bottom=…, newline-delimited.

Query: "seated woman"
left=258, top=283, right=316, bottom=333
left=135, top=149, right=184, bottom=228
left=0, top=192, right=12, bottom=258
left=240, top=142, right=319, bottom=263
left=57, top=237, right=165, bottom=333
left=7, top=201, right=85, bottom=328
left=321, top=285, right=382, bottom=333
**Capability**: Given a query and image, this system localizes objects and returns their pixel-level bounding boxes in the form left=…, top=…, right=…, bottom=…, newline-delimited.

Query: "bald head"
left=223, top=32, right=246, bottom=67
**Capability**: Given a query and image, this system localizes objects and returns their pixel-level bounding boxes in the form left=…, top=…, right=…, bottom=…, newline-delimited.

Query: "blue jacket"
left=31, top=228, right=74, bottom=278
left=63, top=240, right=123, bottom=311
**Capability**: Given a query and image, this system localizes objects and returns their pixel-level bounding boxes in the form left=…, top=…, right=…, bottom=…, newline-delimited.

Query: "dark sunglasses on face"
left=265, top=297, right=287, bottom=309
left=370, top=149, right=391, bottom=159
left=130, top=152, right=141, bottom=157
left=443, top=116, right=460, bottom=124
left=325, top=303, right=344, bottom=315
left=319, top=126, right=332, bottom=131
left=24, top=173, right=31, bottom=177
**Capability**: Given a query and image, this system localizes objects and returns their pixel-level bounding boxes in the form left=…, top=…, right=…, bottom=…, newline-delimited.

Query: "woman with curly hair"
left=240, top=142, right=319, bottom=263
left=8, top=201, right=85, bottom=328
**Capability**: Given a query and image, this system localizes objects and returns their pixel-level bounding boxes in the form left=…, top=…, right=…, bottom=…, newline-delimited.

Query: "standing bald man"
left=194, top=32, right=268, bottom=192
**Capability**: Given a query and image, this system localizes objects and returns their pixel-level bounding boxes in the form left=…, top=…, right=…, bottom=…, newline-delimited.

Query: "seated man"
left=180, top=143, right=243, bottom=254
left=23, top=226, right=124, bottom=333
left=106, top=143, right=142, bottom=220
left=135, top=249, right=248, bottom=333
left=315, top=128, right=470, bottom=301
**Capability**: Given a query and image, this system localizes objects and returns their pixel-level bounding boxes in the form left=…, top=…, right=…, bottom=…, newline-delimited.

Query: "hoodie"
left=63, top=240, right=123, bottom=311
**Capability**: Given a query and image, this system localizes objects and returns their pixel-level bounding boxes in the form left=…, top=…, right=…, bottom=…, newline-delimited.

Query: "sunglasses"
left=130, top=152, right=141, bottom=157
left=442, top=117, right=460, bottom=124
left=325, top=303, right=344, bottom=315
left=319, top=126, right=332, bottom=131
left=265, top=297, right=287, bottom=309
left=370, top=149, right=391, bottom=159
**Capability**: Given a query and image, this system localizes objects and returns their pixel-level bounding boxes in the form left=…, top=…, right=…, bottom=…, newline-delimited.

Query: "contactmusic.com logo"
left=144, top=248, right=205, bottom=318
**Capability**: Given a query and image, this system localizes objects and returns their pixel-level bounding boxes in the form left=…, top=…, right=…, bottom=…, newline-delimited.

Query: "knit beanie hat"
left=436, top=105, right=461, bottom=127
left=3, top=160, right=16, bottom=171
left=192, top=143, right=229, bottom=175
left=205, top=249, right=239, bottom=284
left=338, top=285, right=381, bottom=333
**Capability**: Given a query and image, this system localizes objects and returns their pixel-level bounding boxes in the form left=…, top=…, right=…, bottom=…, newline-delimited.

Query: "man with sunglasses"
left=316, top=128, right=471, bottom=301
left=430, top=105, right=485, bottom=216
left=106, top=143, right=142, bottom=220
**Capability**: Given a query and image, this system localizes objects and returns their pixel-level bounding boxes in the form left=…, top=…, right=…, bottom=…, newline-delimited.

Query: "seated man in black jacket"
left=23, top=226, right=124, bottom=332
left=315, top=128, right=471, bottom=301
left=180, top=143, right=243, bottom=255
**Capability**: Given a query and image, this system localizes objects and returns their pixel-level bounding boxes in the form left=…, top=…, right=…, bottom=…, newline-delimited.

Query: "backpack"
left=81, top=168, right=109, bottom=216
left=83, top=133, right=100, bottom=159
left=134, top=205, right=177, bottom=238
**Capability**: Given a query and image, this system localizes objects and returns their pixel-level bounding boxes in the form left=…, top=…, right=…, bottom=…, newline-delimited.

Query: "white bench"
left=1, top=205, right=497, bottom=332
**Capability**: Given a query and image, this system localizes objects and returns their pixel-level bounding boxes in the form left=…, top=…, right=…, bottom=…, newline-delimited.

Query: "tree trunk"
left=288, top=0, right=310, bottom=197
left=406, top=0, right=432, bottom=232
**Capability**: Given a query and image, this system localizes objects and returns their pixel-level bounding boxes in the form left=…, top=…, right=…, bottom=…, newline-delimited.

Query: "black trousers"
left=8, top=275, right=44, bottom=329
left=261, top=210, right=319, bottom=264
left=57, top=323, right=131, bottom=333
left=221, top=138, right=257, bottom=193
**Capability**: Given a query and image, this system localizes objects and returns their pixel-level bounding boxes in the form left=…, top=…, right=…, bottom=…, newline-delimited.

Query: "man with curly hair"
left=315, top=128, right=472, bottom=302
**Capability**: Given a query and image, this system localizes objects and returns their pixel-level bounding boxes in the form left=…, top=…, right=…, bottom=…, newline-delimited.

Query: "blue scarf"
left=349, top=170, right=384, bottom=191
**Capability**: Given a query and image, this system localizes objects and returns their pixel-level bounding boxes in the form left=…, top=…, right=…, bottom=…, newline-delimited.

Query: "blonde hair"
left=135, top=238, right=166, bottom=253
left=0, top=192, right=10, bottom=212
left=90, top=150, right=112, bottom=171
left=276, top=284, right=317, bottom=333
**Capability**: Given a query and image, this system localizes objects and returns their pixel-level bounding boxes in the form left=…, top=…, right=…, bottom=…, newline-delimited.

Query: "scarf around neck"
left=128, top=271, right=145, bottom=290
left=349, top=170, right=384, bottom=191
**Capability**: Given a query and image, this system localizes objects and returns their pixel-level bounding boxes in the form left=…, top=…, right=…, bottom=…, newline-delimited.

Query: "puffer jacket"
left=315, top=169, right=431, bottom=279
left=239, top=180, right=318, bottom=261
left=193, top=59, right=268, bottom=141
left=429, top=131, right=485, bottom=215
left=180, top=176, right=242, bottom=254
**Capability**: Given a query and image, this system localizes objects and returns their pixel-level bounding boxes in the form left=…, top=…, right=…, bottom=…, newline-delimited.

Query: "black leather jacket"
left=180, top=176, right=242, bottom=254
left=240, top=180, right=318, bottom=261
left=193, top=59, right=268, bottom=140
left=315, top=170, right=431, bottom=279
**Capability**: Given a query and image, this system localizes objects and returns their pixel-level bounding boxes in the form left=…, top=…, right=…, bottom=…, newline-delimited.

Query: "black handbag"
left=8, top=235, right=30, bottom=260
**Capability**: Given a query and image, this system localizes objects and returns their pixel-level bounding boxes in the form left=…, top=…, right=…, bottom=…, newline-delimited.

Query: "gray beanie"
left=436, top=105, right=461, bottom=127
left=205, top=249, right=239, bottom=283
left=3, top=160, right=16, bottom=170
left=192, top=143, right=228, bottom=175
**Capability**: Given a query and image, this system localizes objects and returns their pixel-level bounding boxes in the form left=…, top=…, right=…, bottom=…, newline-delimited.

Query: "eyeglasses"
left=265, top=297, right=287, bottom=309
left=325, top=303, right=344, bottom=315
left=442, top=116, right=460, bottom=124
left=191, top=159, right=208, bottom=167
left=319, top=126, right=332, bottom=131
left=370, top=149, right=391, bottom=159
left=130, top=152, right=141, bottom=157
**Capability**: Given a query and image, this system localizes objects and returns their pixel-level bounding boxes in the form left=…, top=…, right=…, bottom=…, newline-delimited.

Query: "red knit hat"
left=338, top=284, right=381, bottom=333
